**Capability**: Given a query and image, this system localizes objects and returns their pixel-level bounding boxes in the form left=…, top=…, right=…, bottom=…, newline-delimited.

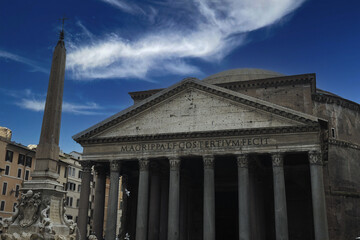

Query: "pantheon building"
left=74, top=69, right=360, bottom=240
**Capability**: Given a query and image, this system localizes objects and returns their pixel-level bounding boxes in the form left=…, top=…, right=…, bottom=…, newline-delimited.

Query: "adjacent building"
left=74, top=69, right=360, bottom=240
left=0, top=127, right=35, bottom=221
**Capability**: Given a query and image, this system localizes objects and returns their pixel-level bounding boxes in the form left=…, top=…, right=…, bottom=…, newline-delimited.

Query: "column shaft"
left=148, top=163, right=161, bottom=240
left=105, top=161, right=121, bottom=240
left=203, top=155, right=215, bottom=240
left=78, top=161, right=92, bottom=240
left=237, top=155, right=250, bottom=240
left=272, top=153, right=289, bottom=240
left=168, top=157, right=181, bottom=240
left=136, top=158, right=150, bottom=240
left=92, top=165, right=107, bottom=240
left=309, top=151, right=329, bottom=240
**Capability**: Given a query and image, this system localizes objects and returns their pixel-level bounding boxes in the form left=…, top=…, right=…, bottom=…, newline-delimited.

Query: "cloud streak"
left=0, top=50, right=48, bottom=73
left=0, top=88, right=105, bottom=115
left=16, top=98, right=104, bottom=115
left=68, top=0, right=305, bottom=80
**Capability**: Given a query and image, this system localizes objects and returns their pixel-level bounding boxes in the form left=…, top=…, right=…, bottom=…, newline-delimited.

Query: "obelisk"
left=1, top=28, right=77, bottom=240
left=32, top=28, right=66, bottom=182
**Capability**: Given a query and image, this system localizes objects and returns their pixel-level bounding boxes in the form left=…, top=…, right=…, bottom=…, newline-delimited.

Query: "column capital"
left=203, top=155, right=215, bottom=169
left=139, top=158, right=150, bottom=171
left=308, top=151, right=323, bottom=165
left=80, top=161, right=93, bottom=172
left=94, top=163, right=107, bottom=175
left=169, top=157, right=181, bottom=171
left=110, top=160, right=121, bottom=172
left=236, top=154, right=249, bottom=168
left=271, top=153, right=284, bottom=167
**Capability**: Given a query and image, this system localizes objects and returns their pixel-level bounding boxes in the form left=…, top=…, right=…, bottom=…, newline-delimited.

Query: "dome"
left=202, top=68, right=285, bottom=84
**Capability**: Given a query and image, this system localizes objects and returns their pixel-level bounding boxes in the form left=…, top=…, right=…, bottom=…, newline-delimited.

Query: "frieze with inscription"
left=116, top=137, right=271, bottom=154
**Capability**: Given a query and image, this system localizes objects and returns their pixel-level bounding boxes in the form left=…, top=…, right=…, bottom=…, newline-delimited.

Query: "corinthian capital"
left=271, top=153, right=284, bottom=167
left=139, top=158, right=150, bottom=171
left=308, top=151, right=323, bottom=165
left=203, top=155, right=215, bottom=169
left=236, top=154, right=248, bottom=168
left=110, top=160, right=121, bottom=172
left=80, top=161, right=93, bottom=172
left=169, top=157, right=181, bottom=171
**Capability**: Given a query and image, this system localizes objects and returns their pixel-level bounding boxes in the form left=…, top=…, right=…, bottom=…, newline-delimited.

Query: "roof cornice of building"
left=313, top=91, right=360, bottom=113
left=128, top=73, right=316, bottom=102
left=0, top=136, right=36, bottom=153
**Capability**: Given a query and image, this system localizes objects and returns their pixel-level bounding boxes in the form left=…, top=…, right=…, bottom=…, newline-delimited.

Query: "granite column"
left=203, top=155, right=215, bottom=240
left=309, top=151, right=329, bottom=240
left=237, top=154, right=250, bottom=240
left=105, top=161, right=121, bottom=240
left=168, top=157, right=181, bottom=240
left=136, top=158, right=150, bottom=240
left=272, top=153, right=289, bottom=240
left=78, top=161, right=93, bottom=240
left=92, top=164, right=107, bottom=240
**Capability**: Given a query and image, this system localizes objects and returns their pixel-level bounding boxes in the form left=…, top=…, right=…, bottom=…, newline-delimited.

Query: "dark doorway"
left=284, top=153, right=314, bottom=240
left=215, top=156, right=238, bottom=239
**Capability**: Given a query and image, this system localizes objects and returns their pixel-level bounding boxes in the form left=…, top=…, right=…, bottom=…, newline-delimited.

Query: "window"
left=18, top=154, right=25, bottom=165
left=64, top=167, right=68, bottom=178
left=66, top=197, right=73, bottom=207
left=17, top=168, right=22, bottom=178
left=331, top=128, right=335, bottom=138
left=5, top=165, right=10, bottom=175
left=0, top=201, right=5, bottom=211
left=78, top=171, right=82, bottom=179
left=2, top=182, right=7, bottom=195
left=67, top=182, right=76, bottom=191
left=5, top=150, right=13, bottom=162
left=72, top=168, right=76, bottom=177
left=15, top=185, right=20, bottom=197
left=76, top=199, right=79, bottom=207
left=25, top=170, right=30, bottom=180
left=77, top=185, right=81, bottom=192
left=25, top=156, right=32, bottom=167
left=13, top=203, right=17, bottom=212
left=57, top=165, right=61, bottom=174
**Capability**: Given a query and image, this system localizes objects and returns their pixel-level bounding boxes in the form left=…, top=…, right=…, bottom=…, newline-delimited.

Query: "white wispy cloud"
left=68, top=0, right=305, bottom=80
left=0, top=88, right=105, bottom=115
left=0, top=50, right=48, bottom=73
left=16, top=98, right=104, bottom=115
left=100, top=0, right=146, bottom=14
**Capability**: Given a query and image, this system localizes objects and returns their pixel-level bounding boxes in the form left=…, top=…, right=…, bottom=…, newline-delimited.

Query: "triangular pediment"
left=73, top=78, right=320, bottom=141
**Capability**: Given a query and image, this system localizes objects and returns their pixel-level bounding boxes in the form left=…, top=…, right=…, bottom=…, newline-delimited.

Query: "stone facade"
left=0, top=129, right=36, bottom=221
left=74, top=69, right=360, bottom=240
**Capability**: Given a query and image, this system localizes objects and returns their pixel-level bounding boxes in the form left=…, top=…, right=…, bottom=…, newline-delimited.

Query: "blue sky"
left=0, top=0, right=359, bottom=153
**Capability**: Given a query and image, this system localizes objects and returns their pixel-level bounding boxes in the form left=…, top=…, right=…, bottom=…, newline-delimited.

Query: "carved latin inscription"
left=115, top=137, right=271, bottom=154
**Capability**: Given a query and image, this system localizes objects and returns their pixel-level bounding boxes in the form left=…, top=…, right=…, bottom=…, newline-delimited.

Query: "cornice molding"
left=77, top=125, right=320, bottom=145
left=217, top=74, right=316, bottom=93
left=328, top=139, right=360, bottom=150
left=74, top=79, right=320, bottom=142
left=313, top=93, right=360, bottom=113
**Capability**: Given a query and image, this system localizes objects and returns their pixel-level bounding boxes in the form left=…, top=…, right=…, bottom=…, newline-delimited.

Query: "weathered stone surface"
left=98, top=88, right=306, bottom=138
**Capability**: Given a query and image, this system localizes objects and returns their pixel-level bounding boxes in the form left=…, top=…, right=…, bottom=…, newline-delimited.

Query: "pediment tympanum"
left=73, top=78, right=319, bottom=142
left=96, top=88, right=306, bottom=138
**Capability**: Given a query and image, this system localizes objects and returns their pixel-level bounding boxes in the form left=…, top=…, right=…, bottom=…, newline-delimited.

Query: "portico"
left=74, top=77, right=329, bottom=240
